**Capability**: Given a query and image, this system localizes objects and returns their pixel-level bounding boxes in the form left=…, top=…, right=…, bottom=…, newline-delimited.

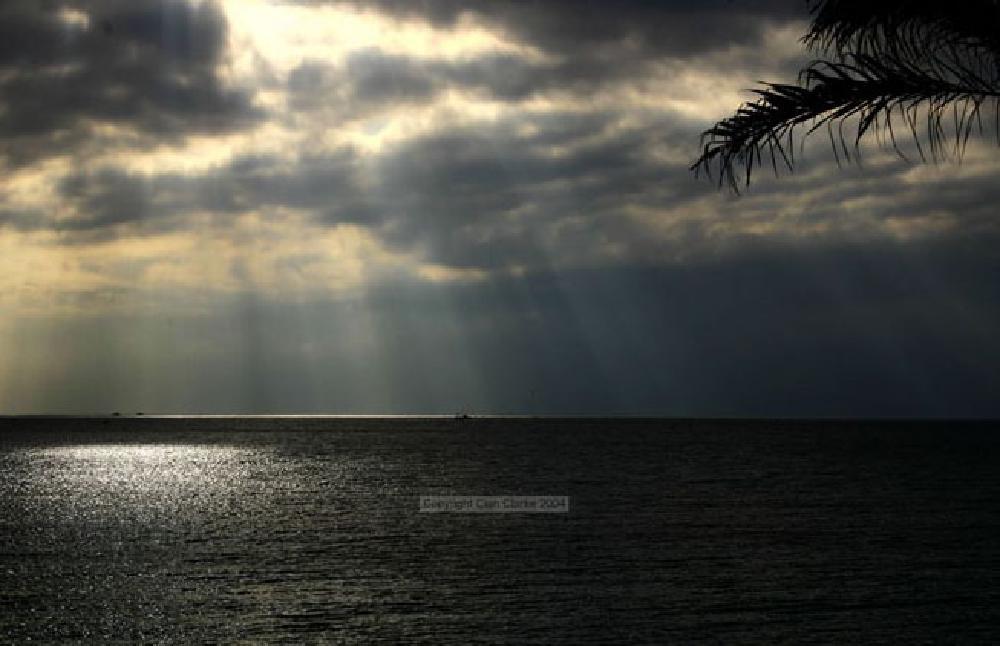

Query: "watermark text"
left=419, top=495, right=569, bottom=513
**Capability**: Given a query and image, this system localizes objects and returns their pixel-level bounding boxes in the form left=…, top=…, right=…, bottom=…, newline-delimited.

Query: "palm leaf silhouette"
left=692, top=0, right=1000, bottom=191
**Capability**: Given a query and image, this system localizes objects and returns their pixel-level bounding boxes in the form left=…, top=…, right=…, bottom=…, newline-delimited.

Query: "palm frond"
left=805, top=0, right=1000, bottom=59
left=691, top=54, right=1000, bottom=192
left=692, top=0, right=1000, bottom=191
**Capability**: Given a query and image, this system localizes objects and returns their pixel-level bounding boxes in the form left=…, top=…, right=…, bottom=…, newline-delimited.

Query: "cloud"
left=367, top=111, right=696, bottom=268
left=28, top=109, right=708, bottom=268
left=312, top=0, right=807, bottom=58
left=3, top=0, right=1000, bottom=416
left=0, top=3, right=994, bottom=288
left=0, top=0, right=261, bottom=167
left=280, top=1, right=809, bottom=112
left=57, top=168, right=155, bottom=231
left=287, top=50, right=439, bottom=120
left=23, top=101, right=1000, bottom=280
left=36, top=148, right=372, bottom=240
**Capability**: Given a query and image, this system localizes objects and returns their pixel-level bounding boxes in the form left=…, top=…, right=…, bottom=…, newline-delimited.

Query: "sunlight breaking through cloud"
left=0, top=0, right=998, bottom=414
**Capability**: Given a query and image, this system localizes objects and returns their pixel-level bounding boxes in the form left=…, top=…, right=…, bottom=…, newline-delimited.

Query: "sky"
left=1, top=0, right=999, bottom=416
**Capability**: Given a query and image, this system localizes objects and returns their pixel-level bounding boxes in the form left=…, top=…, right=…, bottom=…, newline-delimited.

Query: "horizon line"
left=1, top=414, right=997, bottom=422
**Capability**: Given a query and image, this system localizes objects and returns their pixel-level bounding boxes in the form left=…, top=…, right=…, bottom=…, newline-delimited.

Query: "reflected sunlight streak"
left=21, top=444, right=269, bottom=518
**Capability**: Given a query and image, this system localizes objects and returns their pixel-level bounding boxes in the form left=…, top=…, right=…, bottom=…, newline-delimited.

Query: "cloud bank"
left=1, top=0, right=999, bottom=414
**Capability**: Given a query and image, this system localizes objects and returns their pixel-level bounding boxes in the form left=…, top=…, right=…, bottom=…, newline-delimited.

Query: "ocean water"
left=1, top=418, right=999, bottom=644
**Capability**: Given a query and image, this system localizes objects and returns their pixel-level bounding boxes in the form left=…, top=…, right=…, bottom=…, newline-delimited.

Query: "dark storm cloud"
left=286, top=48, right=574, bottom=115
left=357, top=123, right=1000, bottom=272
left=44, top=148, right=373, bottom=238
left=0, top=208, right=42, bottom=232
left=288, top=50, right=439, bottom=116
left=311, top=0, right=806, bottom=58
left=178, top=150, right=368, bottom=217
left=716, top=142, right=1000, bottom=240
left=0, top=168, right=172, bottom=240
left=0, top=0, right=260, bottom=166
left=286, top=51, right=545, bottom=117
left=36, top=98, right=1000, bottom=273
left=57, top=169, right=153, bottom=231
left=285, top=1, right=808, bottom=110
left=369, top=112, right=703, bottom=268
left=37, top=108, right=712, bottom=266
left=288, top=48, right=621, bottom=121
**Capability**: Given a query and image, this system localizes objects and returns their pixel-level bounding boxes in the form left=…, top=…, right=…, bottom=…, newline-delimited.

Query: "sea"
left=1, top=417, right=998, bottom=644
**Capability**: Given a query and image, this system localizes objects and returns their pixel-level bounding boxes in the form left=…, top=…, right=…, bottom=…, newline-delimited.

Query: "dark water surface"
left=1, top=418, right=999, bottom=643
